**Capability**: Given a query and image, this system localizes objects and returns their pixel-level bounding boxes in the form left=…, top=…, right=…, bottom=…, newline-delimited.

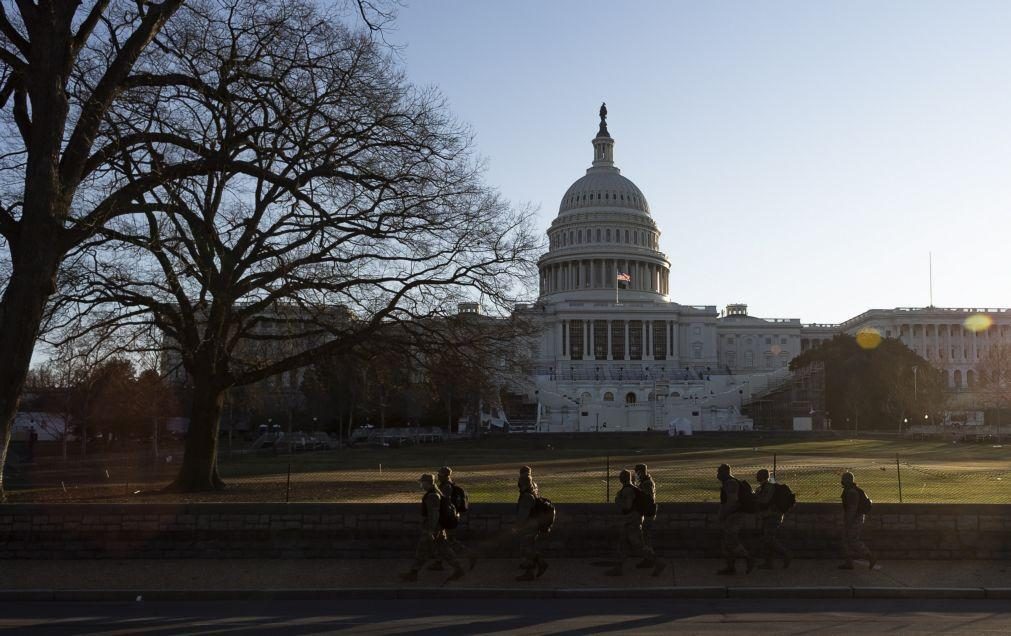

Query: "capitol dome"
left=537, top=104, right=671, bottom=301
left=557, top=105, right=650, bottom=216
left=559, top=171, right=650, bottom=215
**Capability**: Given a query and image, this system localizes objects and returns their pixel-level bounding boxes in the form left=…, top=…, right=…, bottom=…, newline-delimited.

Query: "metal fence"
left=6, top=450, right=1010, bottom=505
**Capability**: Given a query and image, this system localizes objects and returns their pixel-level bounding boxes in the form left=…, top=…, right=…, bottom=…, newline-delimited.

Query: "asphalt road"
left=2, top=599, right=1010, bottom=635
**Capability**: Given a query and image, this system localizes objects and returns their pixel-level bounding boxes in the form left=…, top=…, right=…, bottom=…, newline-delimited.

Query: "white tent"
left=668, top=417, right=693, bottom=436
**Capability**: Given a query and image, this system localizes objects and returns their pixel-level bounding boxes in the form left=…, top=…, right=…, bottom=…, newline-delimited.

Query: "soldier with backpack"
left=607, top=469, right=665, bottom=577
left=430, top=466, right=477, bottom=572
left=399, top=473, right=465, bottom=582
left=514, top=471, right=551, bottom=581
left=716, top=463, right=755, bottom=575
left=633, top=463, right=658, bottom=555
left=839, top=471, right=877, bottom=570
left=755, top=468, right=792, bottom=569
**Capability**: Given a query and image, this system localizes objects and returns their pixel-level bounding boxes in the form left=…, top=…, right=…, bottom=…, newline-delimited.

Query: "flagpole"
left=615, top=266, right=619, bottom=306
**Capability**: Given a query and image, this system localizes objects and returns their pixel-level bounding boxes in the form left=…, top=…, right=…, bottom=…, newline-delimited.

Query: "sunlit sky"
left=388, top=0, right=1011, bottom=324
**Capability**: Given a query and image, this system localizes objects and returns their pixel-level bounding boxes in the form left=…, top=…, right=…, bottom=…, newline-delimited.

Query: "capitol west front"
left=518, top=106, right=1011, bottom=433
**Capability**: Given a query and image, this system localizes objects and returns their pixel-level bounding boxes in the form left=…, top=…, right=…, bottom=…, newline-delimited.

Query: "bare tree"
left=54, top=0, right=540, bottom=491
left=0, top=0, right=406, bottom=499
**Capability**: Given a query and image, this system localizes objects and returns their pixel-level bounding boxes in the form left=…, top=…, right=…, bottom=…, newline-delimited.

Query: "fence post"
left=773, top=453, right=777, bottom=480
left=285, top=462, right=292, bottom=503
left=605, top=455, right=610, bottom=503
left=895, top=454, right=903, bottom=503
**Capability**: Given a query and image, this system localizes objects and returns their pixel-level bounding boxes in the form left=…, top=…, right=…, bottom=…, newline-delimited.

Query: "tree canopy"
left=790, top=334, right=947, bottom=430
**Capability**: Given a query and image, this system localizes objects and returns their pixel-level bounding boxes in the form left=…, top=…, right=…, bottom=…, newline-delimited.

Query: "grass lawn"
left=11, top=432, right=1006, bottom=504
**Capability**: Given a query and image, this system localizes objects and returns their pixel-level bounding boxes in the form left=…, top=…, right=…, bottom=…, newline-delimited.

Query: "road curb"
left=853, top=587, right=986, bottom=599
left=728, top=586, right=852, bottom=599
left=3, top=587, right=1009, bottom=601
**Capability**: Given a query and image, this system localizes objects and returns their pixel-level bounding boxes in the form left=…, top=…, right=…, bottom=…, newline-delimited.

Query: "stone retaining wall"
left=2, top=503, right=1009, bottom=560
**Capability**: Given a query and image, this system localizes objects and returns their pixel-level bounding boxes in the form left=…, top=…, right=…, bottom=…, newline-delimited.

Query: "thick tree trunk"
left=167, top=382, right=226, bottom=492
left=0, top=241, right=64, bottom=501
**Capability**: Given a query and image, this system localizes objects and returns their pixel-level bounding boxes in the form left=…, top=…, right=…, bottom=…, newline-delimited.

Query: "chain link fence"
left=6, top=449, right=1010, bottom=504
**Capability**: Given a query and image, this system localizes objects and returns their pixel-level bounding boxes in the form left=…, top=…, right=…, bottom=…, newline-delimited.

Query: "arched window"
left=624, top=229, right=630, bottom=243
left=603, top=392, right=614, bottom=402
left=954, top=369, right=962, bottom=388
left=606, top=229, right=611, bottom=241
left=625, top=392, right=637, bottom=404
left=596, top=229, right=601, bottom=242
left=967, top=369, right=976, bottom=387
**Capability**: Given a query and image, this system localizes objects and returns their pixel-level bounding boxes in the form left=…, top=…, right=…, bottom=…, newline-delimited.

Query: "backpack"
left=737, top=479, right=757, bottom=513
left=530, top=496, right=556, bottom=532
left=855, top=486, right=872, bottom=514
left=772, top=483, right=796, bottom=513
left=438, top=493, right=459, bottom=530
left=628, top=485, right=656, bottom=517
left=450, top=484, right=469, bottom=514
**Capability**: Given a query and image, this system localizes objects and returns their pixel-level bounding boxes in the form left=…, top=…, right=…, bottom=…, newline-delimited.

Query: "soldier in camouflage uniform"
left=717, top=463, right=754, bottom=575
left=606, top=469, right=664, bottom=576
left=839, top=471, right=877, bottom=570
left=514, top=472, right=549, bottom=581
left=634, top=463, right=658, bottom=563
left=755, top=468, right=791, bottom=569
left=399, top=473, right=464, bottom=582
left=429, top=466, right=477, bottom=572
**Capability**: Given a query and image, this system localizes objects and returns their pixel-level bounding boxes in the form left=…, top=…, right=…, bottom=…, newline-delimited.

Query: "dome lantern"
left=592, top=102, right=614, bottom=167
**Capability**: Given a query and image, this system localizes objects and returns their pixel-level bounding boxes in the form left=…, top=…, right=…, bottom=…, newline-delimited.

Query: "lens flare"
left=856, top=327, right=882, bottom=350
left=964, top=314, right=993, bottom=333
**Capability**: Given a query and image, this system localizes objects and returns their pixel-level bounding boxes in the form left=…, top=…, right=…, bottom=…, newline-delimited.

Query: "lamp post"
left=902, top=417, right=908, bottom=437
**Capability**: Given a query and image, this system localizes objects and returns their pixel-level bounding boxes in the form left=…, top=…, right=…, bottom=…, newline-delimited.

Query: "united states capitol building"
left=513, top=105, right=1011, bottom=433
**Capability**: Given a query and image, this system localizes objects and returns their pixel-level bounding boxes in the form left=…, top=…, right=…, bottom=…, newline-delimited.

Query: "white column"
left=607, top=320, right=613, bottom=360
left=644, top=320, right=650, bottom=359
left=588, top=319, right=595, bottom=359
left=618, top=319, right=626, bottom=359
left=561, top=321, right=569, bottom=360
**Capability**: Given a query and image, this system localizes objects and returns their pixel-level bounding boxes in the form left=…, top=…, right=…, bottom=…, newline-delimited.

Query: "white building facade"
left=522, top=106, right=1010, bottom=432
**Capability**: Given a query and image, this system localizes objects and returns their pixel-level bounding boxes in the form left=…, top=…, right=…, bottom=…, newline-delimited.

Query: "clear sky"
left=387, top=0, right=1011, bottom=324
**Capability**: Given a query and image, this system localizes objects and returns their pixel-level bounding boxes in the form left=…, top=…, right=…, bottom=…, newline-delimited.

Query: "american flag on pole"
left=616, top=272, right=631, bottom=283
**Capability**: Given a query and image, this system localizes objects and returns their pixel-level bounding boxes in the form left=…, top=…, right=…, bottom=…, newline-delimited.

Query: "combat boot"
left=536, top=560, right=549, bottom=578
left=446, top=565, right=465, bottom=582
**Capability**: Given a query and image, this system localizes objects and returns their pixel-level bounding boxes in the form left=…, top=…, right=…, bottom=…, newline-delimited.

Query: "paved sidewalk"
left=6, top=558, right=1009, bottom=595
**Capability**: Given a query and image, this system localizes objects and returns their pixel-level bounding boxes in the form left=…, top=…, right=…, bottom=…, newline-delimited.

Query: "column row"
left=540, top=259, right=670, bottom=294
left=560, top=319, right=679, bottom=361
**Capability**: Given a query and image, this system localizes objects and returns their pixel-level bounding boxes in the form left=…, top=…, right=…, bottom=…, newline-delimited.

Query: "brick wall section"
left=1, top=503, right=1009, bottom=560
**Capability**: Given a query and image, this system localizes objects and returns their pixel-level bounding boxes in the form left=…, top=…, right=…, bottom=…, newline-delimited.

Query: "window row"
left=550, top=227, right=659, bottom=250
